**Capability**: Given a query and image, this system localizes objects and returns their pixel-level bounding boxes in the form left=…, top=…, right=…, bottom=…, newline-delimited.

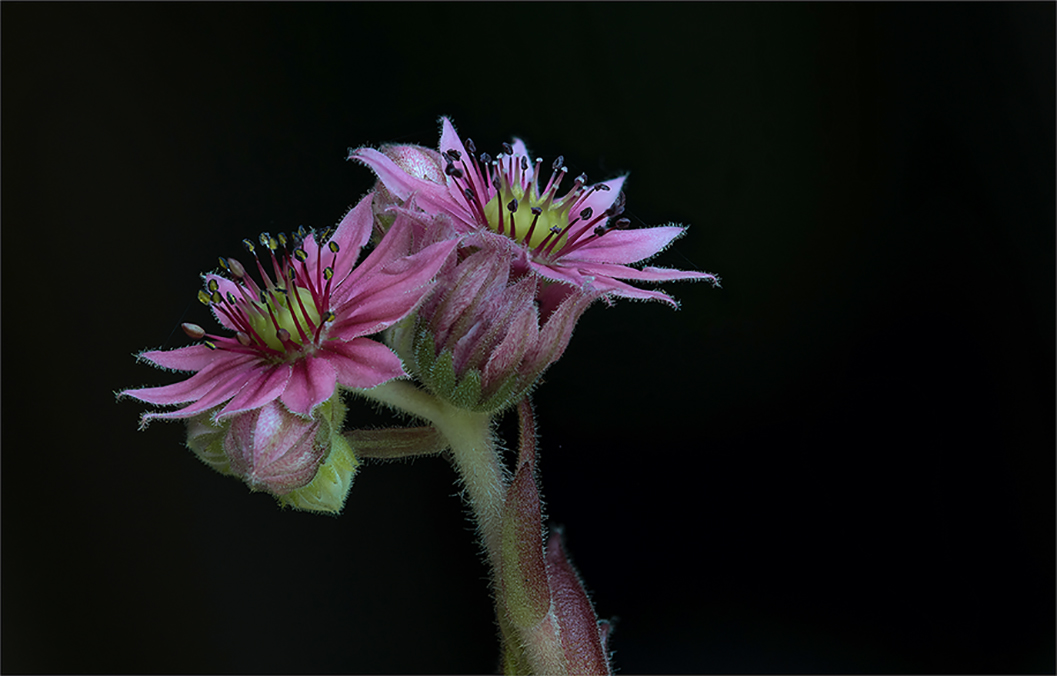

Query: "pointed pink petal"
left=203, top=273, right=248, bottom=332
left=586, top=274, right=680, bottom=307
left=136, top=344, right=219, bottom=372
left=565, top=226, right=685, bottom=265
left=280, top=355, right=338, bottom=417
left=141, top=362, right=260, bottom=423
left=123, top=352, right=258, bottom=406
left=320, top=337, right=406, bottom=389
left=510, top=137, right=530, bottom=159
left=577, top=260, right=720, bottom=284
left=527, top=259, right=587, bottom=288
left=330, top=238, right=457, bottom=338
left=216, top=363, right=292, bottom=419
left=326, top=193, right=375, bottom=283
left=336, top=209, right=416, bottom=301
left=439, top=117, right=490, bottom=211
left=580, top=176, right=627, bottom=217
left=352, top=147, right=472, bottom=225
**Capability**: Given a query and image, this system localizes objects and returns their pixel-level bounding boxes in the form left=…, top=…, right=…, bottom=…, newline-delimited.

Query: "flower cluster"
left=122, top=117, right=718, bottom=513
left=121, top=118, right=720, bottom=674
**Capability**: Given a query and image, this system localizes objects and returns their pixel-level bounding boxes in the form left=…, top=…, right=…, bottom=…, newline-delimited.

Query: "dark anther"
left=502, top=142, right=513, bottom=155
left=445, top=163, right=464, bottom=179
left=208, top=279, right=219, bottom=292
left=596, top=183, right=611, bottom=191
left=580, top=207, right=594, bottom=221
left=552, top=156, right=565, bottom=172
left=531, top=207, right=542, bottom=215
left=614, top=217, right=631, bottom=229
left=520, top=156, right=528, bottom=171
left=218, top=257, right=229, bottom=271
left=507, top=198, right=519, bottom=212
left=445, top=149, right=461, bottom=162
left=297, top=225, right=308, bottom=241
left=606, top=191, right=626, bottom=217
left=319, top=227, right=335, bottom=244
left=294, top=248, right=308, bottom=262
left=594, top=225, right=608, bottom=237
left=492, top=177, right=501, bottom=190
left=259, top=232, right=272, bottom=247
left=480, top=152, right=492, bottom=164
left=465, top=138, right=476, bottom=154
left=464, top=187, right=476, bottom=201
left=277, top=232, right=288, bottom=248
left=328, top=240, right=340, bottom=253
left=243, top=239, right=256, bottom=254
left=226, top=292, right=237, bottom=304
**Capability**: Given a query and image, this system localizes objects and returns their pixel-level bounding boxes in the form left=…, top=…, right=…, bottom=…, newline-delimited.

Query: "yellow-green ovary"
left=248, top=286, right=321, bottom=351
left=483, top=190, right=568, bottom=250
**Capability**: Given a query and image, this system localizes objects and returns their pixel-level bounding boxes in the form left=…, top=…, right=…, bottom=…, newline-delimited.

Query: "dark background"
left=3, top=3, right=1053, bottom=674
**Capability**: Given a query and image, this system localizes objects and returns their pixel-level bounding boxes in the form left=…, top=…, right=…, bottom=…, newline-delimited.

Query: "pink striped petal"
left=123, top=352, right=258, bottom=406
left=137, top=344, right=219, bottom=372
left=566, top=226, right=685, bottom=265
left=321, top=338, right=406, bottom=389
left=217, top=363, right=292, bottom=419
left=327, top=193, right=374, bottom=283
left=352, top=147, right=471, bottom=224
left=141, top=365, right=259, bottom=423
left=580, top=176, right=627, bottom=217
left=280, top=355, right=338, bottom=417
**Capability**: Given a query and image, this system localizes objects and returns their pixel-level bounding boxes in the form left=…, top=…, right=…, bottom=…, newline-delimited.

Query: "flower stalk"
left=122, top=117, right=718, bottom=673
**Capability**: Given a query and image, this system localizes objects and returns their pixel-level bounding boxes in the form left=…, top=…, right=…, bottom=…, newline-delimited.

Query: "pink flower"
left=121, top=194, right=457, bottom=427
left=350, top=117, right=720, bottom=307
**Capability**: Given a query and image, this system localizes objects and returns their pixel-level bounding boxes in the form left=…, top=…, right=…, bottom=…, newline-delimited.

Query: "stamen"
left=465, top=138, right=476, bottom=154
left=507, top=198, right=519, bottom=240
left=182, top=323, right=206, bottom=339
left=525, top=206, right=543, bottom=244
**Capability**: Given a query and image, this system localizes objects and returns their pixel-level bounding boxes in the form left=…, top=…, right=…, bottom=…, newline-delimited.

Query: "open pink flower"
left=121, top=193, right=457, bottom=427
left=350, top=117, right=720, bottom=307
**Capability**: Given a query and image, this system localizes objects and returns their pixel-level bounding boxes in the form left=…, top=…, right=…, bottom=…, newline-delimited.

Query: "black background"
left=3, top=3, right=1054, bottom=674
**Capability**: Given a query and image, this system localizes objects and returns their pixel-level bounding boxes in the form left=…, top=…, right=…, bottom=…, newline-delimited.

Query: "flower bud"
left=408, top=237, right=597, bottom=413
left=370, top=144, right=447, bottom=240
left=183, top=395, right=359, bottom=514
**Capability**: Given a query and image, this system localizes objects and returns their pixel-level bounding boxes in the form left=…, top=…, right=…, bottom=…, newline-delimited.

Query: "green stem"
left=358, top=380, right=508, bottom=571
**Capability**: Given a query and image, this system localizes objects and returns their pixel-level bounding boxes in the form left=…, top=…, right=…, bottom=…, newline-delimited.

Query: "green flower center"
left=482, top=187, right=569, bottom=251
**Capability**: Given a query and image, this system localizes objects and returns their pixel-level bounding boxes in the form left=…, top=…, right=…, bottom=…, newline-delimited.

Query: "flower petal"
left=578, top=260, right=720, bottom=284
left=217, top=363, right=292, bottom=419
left=281, top=355, right=338, bottom=417
left=330, top=238, right=457, bottom=338
left=123, top=352, right=257, bottom=406
left=141, top=362, right=261, bottom=423
left=527, top=258, right=588, bottom=288
left=321, top=337, right=406, bottom=389
left=352, top=147, right=472, bottom=225
left=580, top=175, right=627, bottom=217
left=565, top=226, right=685, bottom=265
left=136, top=344, right=219, bottom=373
left=439, top=117, right=491, bottom=205
left=586, top=274, right=680, bottom=307
left=327, top=193, right=374, bottom=284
